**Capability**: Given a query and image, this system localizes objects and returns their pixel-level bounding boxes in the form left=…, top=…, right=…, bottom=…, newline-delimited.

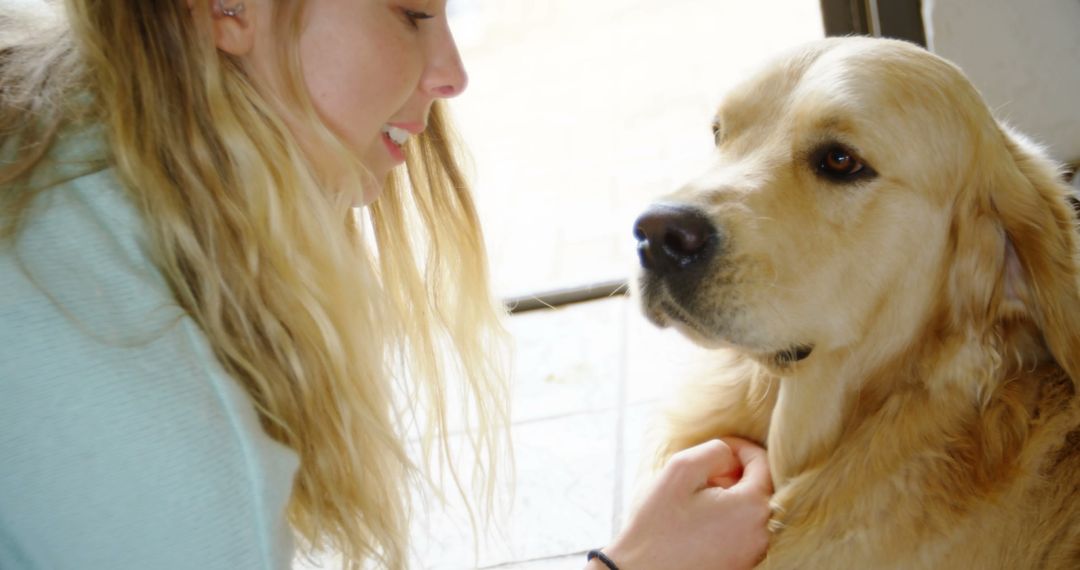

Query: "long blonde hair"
left=0, top=1, right=510, bottom=567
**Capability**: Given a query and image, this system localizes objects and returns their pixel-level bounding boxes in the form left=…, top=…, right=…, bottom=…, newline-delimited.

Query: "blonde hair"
left=1, top=2, right=510, bottom=568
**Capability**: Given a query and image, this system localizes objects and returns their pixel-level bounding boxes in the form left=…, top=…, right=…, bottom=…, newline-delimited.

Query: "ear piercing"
left=215, top=1, right=245, bottom=18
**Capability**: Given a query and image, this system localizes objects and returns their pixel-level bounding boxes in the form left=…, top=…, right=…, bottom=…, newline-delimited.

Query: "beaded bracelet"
left=586, top=549, right=620, bottom=570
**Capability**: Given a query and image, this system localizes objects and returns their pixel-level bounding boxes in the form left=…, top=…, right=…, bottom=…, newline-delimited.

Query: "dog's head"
left=635, top=37, right=1080, bottom=383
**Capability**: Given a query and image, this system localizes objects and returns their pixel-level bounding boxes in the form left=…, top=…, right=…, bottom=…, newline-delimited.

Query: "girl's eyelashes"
left=403, top=9, right=435, bottom=28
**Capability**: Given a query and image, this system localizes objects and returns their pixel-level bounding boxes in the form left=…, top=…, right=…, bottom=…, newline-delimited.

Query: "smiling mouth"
left=650, top=286, right=815, bottom=364
left=381, top=125, right=411, bottom=147
left=654, top=296, right=701, bottom=329
left=643, top=272, right=813, bottom=360
left=650, top=295, right=729, bottom=348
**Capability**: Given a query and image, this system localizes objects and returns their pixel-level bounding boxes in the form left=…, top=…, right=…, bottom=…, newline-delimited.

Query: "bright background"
left=403, top=1, right=823, bottom=568
left=448, top=0, right=825, bottom=300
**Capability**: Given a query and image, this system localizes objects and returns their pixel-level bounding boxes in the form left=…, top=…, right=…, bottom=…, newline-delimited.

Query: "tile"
left=616, top=402, right=666, bottom=533
left=411, top=411, right=619, bottom=569
left=622, top=298, right=714, bottom=406
left=480, top=553, right=585, bottom=569
left=413, top=296, right=627, bottom=437
left=506, top=298, right=627, bottom=423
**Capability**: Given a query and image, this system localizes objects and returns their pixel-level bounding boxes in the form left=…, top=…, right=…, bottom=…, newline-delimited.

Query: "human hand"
left=590, top=437, right=773, bottom=570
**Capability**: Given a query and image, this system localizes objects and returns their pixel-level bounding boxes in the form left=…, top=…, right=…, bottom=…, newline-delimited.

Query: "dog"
left=633, top=37, right=1080, bottom=569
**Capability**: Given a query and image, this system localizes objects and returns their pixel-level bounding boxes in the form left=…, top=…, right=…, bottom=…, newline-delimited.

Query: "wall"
left=923, top=0, right=1080, bottom=162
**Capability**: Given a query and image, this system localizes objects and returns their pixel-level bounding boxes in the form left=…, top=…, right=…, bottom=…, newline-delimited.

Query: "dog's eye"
left=822, top=148, right=862, bottom=176
left=711, top=120, right=723, bottom=145
left=815, top=145, right=875, bottom=181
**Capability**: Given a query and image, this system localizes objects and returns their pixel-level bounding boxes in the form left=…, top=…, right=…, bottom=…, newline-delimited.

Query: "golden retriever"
left=633, top=37, right=1080, bottom=569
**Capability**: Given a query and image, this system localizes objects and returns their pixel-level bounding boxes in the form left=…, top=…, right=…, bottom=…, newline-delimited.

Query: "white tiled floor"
left=403, top=296, right=715, bottom=569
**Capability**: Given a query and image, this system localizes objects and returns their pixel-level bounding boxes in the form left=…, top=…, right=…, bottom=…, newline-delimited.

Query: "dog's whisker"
left=607, top=282, right=630, bottom=297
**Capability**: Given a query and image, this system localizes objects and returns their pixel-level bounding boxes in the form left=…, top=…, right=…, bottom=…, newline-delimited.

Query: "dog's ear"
left=977, top=126, right=1080, bottom=388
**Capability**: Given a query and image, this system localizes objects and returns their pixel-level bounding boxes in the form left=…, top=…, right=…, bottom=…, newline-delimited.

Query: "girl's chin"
left=357, top=183, right=382, bottom=207
left=348, top=159, right=389, bottom=207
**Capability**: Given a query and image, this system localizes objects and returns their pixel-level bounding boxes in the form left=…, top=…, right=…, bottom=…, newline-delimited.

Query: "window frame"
left=820, top=0, right=926, bottom=45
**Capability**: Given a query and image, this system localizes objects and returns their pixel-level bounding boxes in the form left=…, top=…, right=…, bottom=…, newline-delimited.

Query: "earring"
left=216, top=0, right=245, bottom=18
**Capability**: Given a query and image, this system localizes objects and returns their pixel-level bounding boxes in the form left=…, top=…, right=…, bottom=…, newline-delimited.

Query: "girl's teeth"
left=382, top=125, right=410, bottom=146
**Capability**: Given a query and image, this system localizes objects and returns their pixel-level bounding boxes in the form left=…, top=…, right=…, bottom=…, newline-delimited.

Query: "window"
left=448, top=0, right=826, bottom=304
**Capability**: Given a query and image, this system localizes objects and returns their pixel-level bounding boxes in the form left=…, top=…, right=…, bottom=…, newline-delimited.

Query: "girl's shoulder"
left=1, top=122, right=171, bottom=346
left=0, top=126, right=301, bottom=570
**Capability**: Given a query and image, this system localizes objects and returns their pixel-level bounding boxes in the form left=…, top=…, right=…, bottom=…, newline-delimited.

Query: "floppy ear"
left=982, top=126, right=1080, bottom=388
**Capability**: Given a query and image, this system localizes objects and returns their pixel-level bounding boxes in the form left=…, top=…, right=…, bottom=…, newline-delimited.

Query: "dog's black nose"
left=633, top=204, right=717, bottom=274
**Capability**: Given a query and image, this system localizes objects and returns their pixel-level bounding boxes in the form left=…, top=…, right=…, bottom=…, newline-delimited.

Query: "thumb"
left=668, top=439, right=740, bottom=490
left=724, top=437, right=773, bottom=496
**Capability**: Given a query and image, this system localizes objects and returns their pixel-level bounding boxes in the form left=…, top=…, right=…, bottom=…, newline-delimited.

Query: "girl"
left=0, top=1, right=771, bottom=568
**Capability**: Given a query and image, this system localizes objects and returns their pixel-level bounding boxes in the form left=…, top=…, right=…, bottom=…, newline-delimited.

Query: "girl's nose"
left=422, top=26, right=469, bottom=98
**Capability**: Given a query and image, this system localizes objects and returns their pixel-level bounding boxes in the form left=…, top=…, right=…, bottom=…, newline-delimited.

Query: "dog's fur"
left=636, top=37, right=1080, bottom=569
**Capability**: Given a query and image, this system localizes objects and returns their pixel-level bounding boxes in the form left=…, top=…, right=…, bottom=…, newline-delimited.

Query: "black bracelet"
left=586, top=549, right=620, bottom=570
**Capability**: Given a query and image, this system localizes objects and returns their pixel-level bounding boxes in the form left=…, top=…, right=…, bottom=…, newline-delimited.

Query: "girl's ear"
left=188, top=0, right=256, bottom=56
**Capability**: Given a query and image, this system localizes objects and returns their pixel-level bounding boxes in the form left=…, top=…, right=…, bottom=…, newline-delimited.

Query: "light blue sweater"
left=0, top=126, right=300, bottom=569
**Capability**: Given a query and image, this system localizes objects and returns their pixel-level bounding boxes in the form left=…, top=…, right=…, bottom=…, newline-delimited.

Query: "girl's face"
left=246, top=0, right=467, bottom=202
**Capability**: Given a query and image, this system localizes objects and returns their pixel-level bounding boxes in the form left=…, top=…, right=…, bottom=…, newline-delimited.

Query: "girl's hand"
left=592, top=437, right=773, bottom=570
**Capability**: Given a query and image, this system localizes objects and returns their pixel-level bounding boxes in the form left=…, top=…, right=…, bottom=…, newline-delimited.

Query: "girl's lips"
left=381, top=131, right=406, bottom=163
left=386, top=121, right=425, bottom=134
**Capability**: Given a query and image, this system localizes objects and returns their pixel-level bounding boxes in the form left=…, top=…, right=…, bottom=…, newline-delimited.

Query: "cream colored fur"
left=638, top=37, right=1080, bottom=569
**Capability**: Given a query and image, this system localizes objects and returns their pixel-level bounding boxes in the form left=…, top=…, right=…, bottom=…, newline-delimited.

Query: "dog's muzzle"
left=633, top=204, right=718, bottom=276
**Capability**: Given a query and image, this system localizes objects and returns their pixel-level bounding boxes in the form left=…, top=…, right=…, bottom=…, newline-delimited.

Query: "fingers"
left=665, top=439, right=739, bottom=491
left=724, top=437, right=773, bottom=496
left=706, top=473, right=741, bottom=489
left=664, top=437, right=773, bottom=496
